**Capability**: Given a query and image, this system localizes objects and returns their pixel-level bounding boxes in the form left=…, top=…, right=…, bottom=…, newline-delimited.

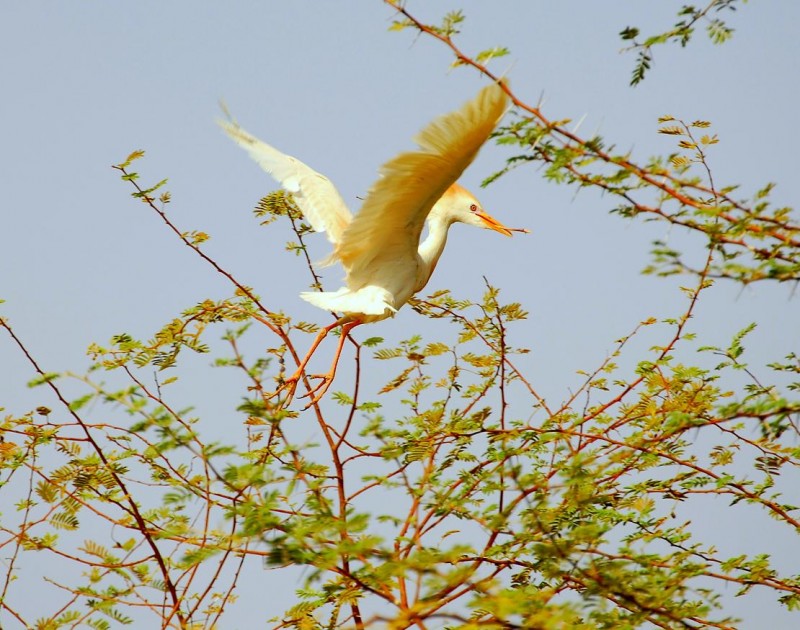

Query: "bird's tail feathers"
left=300, top=286, right=396, bottom=317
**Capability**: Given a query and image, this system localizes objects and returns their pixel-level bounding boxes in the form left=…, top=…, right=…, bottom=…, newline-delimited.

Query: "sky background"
left=2, top=1, right=799, bottom=627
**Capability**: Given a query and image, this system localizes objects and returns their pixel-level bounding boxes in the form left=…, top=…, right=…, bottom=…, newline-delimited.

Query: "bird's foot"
left=297, top=373, right=335, bottom=409
left=264, top=373, right=301, bottom=408
left=266, top=371, right=333, bottom=409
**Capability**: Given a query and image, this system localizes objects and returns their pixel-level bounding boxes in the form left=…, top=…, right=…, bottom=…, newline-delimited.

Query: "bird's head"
left=432, top=183, right=527, bottom=236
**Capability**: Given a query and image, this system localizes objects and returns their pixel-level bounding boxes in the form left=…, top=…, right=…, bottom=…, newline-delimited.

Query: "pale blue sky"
left=2, top=2, right=799, bottom=627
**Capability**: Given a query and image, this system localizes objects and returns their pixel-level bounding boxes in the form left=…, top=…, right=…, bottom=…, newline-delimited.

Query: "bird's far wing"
left=335, top=82, right=509, bottom=282
left=219, top=120, right=352, bottom=244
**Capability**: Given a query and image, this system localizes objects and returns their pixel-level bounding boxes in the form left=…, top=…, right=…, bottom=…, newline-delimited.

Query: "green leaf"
left=475, top=46, right=510, bottom=64
left=27, top=372, right=60, bottom=387
left=117, top=150, right=144, bottom=169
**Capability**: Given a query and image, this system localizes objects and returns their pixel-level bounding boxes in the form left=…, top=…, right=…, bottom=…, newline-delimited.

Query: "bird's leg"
left=274, top=316, right=350, bottom=407
left=298, top=319, right=361, bottom=408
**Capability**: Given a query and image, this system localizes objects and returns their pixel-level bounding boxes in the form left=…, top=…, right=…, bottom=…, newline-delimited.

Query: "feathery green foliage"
left=1, top=2, right=797, bottom=628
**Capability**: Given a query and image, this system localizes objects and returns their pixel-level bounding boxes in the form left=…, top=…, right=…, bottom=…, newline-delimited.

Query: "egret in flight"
left=221, top=82, right=525, bottom=405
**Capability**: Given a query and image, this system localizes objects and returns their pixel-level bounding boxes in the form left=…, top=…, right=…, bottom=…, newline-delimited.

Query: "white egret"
left=221, top=82, right=526, bottom=404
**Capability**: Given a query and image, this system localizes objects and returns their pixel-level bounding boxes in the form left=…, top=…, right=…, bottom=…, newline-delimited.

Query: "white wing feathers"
left=219, top=120, right=352, bottom=244
left=334, top=83, right=509, bottom=282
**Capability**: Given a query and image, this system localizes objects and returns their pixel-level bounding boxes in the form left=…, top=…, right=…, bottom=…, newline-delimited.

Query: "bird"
left=220, top=82, right=526, bottom=405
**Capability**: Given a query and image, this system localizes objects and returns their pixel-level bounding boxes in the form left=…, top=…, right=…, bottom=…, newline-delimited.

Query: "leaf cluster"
left=620, top=0, right=745, bottom=86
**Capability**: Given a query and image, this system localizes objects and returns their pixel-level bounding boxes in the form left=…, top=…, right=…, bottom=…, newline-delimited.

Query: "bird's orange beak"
left=476, top=211, right=529, bottom=237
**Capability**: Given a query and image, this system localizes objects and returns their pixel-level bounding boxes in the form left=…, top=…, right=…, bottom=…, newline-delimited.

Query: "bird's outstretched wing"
left=219, top=120, right=352, bottom=244
left=334, top=82, right=509, bottom=282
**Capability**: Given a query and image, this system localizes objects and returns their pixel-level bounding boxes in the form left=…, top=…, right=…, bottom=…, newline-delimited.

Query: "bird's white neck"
left=416, top=214, right=453, bottom=291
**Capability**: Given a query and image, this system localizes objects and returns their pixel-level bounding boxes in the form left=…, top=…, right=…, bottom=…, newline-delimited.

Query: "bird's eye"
left=469, top=203, right=478, bottom=212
